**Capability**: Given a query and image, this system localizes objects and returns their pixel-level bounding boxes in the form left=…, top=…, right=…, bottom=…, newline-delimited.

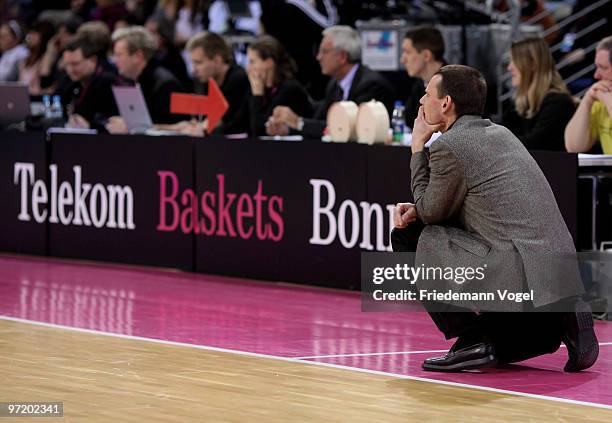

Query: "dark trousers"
left=391, top=224, right=564, bottom=364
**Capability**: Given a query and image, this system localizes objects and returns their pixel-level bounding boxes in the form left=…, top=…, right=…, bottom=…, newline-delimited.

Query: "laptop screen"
left=111, top=84, right=153, bottom=134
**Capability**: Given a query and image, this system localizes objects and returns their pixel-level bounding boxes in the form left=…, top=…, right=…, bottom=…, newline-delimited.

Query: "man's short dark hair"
left=434, top=65, right=487, bottom=117
left=64, top=34, right=99, bottom=59
left=404, top=26, right=445, bottom=62
left=186, top=32, right=233, bottom=64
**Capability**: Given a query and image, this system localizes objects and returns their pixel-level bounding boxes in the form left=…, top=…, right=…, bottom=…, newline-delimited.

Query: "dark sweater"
left=206, top=64, right=250, bottom=135
left=137, top=60, right=185, bottom=124
left=58, top=65, right=118, bottom=131
left=503, top=91, right=576, bottom=151
left=232, top=78, right=313, bottom=136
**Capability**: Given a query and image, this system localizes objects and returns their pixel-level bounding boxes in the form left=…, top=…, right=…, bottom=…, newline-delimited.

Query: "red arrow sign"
left=170, top=78, right=229, bottom=131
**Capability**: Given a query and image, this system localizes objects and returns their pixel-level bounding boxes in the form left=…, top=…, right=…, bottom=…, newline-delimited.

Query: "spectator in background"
left=400, top=26, right=446, bottom=129
left=71, top=0, right=98, bottom=22
left=76, top=21, right=113, bottom=70
left=173, top=0, right=210, bottom=47
left=106, top=26, right=185, bottom=133
left=145, top=14, right=192, bottom=90
left=260, top=0, right=338, bottom=100
left=242, top=34, right=313, bottom=136
left=495, top=0, right=559, bottom=43
left=90, top=0, right=129, bottom=31
left=18, top=20, right=55, bottom=95
left=565, top=36, right=612, bottom=154
left=60, top=34, right=118, bottom=131
left=556, top=0, right=612, bottom=93
left=0, top=20, right=28, bottom=81
left=503, top=37, right=576, bottom=151
left=39, top=16, right=83, bottom=93
left=266, top=25, right=393, bottom=140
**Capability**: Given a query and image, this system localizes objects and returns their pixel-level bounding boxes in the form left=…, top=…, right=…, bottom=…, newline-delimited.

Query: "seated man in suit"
left=157, top=31, right=251, bottom=136
left=106, top=26, right=185, bottom=134
left=187, top=31, right=250, bottom=135
left=392, top=65, right=598, bottom=372
left=265, top=25, right=393, bottom=139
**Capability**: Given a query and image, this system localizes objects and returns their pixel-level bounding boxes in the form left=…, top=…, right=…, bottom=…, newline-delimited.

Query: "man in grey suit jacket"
left=392, top=65, right=598, bottom=372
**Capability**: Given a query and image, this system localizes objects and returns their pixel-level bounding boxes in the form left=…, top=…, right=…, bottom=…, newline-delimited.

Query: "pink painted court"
left=1, top=253, right=611, bottom=410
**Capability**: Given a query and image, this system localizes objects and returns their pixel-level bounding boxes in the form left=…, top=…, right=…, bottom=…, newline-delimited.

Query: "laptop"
left=111, top=84, right=154, bottom=134
left=0, top=83, right=30, bottom=125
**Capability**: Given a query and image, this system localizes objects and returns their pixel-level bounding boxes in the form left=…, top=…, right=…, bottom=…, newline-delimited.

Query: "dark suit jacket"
left=411, top=115, right=583, bottom=310
left=209, top=64, right=250, bottom=135
left=137, top=60, right=185, bottom=124
left=59, top=65, right=118, bottom=131
left=249, top=79, right=313, bottom=136
left=302, top=64, right=394, bottom=139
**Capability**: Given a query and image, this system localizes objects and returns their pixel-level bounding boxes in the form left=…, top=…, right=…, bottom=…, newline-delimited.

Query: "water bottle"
left=50, top=95, right=63, bottom=120
left=42, top=95, right=52, bottom=119
left=391, top=101, right=406, bottom=144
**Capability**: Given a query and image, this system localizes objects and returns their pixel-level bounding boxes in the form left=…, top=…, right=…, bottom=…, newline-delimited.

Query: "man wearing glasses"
left=266, top=25, right=393, bottom=139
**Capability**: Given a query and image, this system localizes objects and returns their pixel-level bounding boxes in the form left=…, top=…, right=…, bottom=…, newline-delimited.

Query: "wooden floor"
left=1, top=319, right=611, bottom=422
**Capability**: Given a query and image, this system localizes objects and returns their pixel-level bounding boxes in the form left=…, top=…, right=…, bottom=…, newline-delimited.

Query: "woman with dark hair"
left=244, top=34, right=313, bottom=136
left=18, top=20, right=55, bottom=95
left=503, top=37, right=576, bottom=151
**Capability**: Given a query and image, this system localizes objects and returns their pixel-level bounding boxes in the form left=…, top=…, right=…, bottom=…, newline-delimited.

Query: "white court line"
left=2, top=316, right=612, bottom=412
left=294, top=349, right=448, bottom=359
left=295, top=342, right=612, bottom=360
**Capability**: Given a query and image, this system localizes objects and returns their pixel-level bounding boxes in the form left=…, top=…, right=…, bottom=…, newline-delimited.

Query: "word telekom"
left=14, top=162, right=135, bottom=229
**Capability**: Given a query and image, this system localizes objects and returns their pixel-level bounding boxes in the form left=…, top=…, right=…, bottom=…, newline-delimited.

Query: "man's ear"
left=338, top=49, right=349, bottom=65
left=213, top=54, right=224, bottom=66
left=422, top=49, right=433, bottom=62
left=135, top=49, right=146, bottom=63
left=442, top=95, right=452, bottom=111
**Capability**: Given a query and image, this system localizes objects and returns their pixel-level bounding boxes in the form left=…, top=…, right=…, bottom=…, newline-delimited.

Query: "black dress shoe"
left=563, top=300, right=599, bottom=372
left=422, top=342, right=497, bottom=372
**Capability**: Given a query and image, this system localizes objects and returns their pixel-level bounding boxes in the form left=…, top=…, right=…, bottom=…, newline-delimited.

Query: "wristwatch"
left=296, top=117, right=304, bottom=131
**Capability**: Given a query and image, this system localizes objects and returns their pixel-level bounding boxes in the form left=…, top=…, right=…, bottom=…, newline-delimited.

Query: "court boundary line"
left=2, top=315, right=612, bottom=412
left=294, top=342, right=612, bottom=359
left=294, top=349, right=448, bottom=359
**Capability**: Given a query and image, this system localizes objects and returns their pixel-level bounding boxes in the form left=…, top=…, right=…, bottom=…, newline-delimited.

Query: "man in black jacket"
left=60, top=34, right=118, bottom=132
left=186, top=31, right=250, bottom=134
left=400, top=26, right=446, bottom=130
left=266, top=25, right=394, bottom=140
left=106, top=26, right=185, bottom=133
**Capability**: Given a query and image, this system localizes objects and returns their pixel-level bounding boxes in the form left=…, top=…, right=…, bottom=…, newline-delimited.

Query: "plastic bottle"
left=391, top=101, right=406, bottom=144
left=42, top=95, right=52, bottom=119
left=50, top=95, right=63, bottom=120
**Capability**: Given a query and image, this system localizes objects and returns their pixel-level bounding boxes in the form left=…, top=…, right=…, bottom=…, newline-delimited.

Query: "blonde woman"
left=504, top=37, right=576, bottom=151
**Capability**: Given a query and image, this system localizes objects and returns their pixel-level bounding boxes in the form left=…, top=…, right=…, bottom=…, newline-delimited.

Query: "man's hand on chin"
left=412, top=106, right=443, bottom=153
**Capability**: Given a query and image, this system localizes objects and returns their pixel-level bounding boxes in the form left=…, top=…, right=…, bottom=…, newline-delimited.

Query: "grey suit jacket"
left=411, top=115, right=583, bottom=310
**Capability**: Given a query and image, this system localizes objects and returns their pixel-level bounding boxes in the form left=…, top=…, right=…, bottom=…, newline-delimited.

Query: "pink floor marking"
left=1, top=254, right=611, bottom=407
